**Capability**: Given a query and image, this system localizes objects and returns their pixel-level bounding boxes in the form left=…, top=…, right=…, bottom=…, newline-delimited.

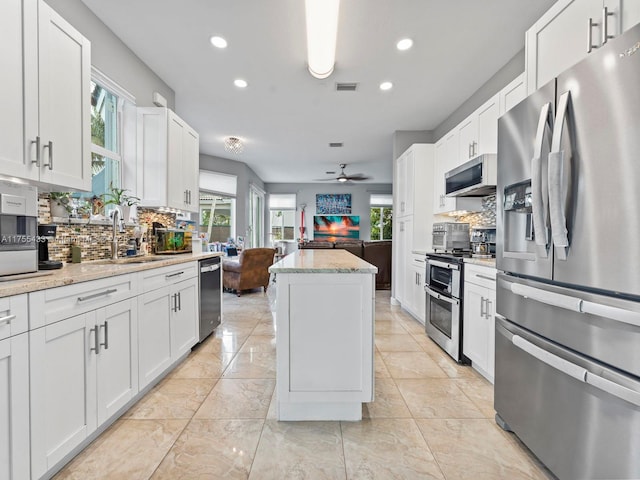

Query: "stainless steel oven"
left=425, top=254, right=467, bottom=363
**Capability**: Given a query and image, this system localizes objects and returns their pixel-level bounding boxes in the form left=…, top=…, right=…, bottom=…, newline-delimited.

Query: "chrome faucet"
left=110, top=206, right=125, bottom=259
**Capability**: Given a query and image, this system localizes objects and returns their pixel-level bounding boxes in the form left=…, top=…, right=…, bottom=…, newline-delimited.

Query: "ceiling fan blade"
left=312, top=178, right=339, bottom=181
left=346, top=174, right=371, bottom=181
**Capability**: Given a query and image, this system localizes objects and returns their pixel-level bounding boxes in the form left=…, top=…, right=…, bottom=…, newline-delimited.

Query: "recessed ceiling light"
left=379, top=82, right=393, bottom=91
left=234, top=79, right=248, bottom=88
left=210, top=36, right=227, bottom=48
left=396, top=38, right=413, bottom=51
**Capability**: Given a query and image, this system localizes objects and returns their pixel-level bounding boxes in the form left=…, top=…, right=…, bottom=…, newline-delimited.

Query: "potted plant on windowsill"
left=102, top=183, right=140, bottom=223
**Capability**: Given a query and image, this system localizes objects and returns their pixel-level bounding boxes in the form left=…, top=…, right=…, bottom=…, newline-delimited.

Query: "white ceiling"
left=81, top=0, right=556, bottom=184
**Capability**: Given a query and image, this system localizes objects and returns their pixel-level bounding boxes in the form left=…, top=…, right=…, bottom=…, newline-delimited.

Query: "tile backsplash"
left=38, top=193, right=176, bottom=263
left=456, top=194, right=496, bottom=227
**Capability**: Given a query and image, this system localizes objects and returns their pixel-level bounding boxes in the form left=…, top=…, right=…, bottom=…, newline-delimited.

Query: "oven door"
left=426, top=259, right=460, bottom=298
left=424, top=285, right=462, bottom=362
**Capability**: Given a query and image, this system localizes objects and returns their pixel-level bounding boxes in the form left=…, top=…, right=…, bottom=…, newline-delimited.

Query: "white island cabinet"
left=269, top=249, right=377, bottom=421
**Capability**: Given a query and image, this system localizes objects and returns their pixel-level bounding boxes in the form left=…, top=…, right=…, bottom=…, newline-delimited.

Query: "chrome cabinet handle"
left=485, top=299, right=492, bottom=319
left=0, top=314, right=16, bottom=325
left=31, top=136, right=40, bottom=166
left=90, top=326, right=100, bottom=354
left=100, top=321, right=109, bottom=350
left=602, top=6, right=614, bottom=45
left=587, top=17, right=599, bottom=53
left=43, top=141, right=53, bottom=170
left=178, top=292, right=182, bottom=311
left=480, top=297, right=486, bottom=317
left=468, top=142, right=473, bottom=158
left=476, top=274, right=495, bottom=282
left=165, top=271, right=184, bottom=279
left=78, top=288, right=117, bottom=302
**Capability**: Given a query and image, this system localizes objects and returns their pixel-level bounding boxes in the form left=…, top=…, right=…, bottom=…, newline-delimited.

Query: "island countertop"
left=0, top=251, right=223, bottom=298
left=269, top=249, right=378, bottom=274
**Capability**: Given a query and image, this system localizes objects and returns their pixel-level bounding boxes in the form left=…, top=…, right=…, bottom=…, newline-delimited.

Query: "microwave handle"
left=531, top=102, right=552, bottom=258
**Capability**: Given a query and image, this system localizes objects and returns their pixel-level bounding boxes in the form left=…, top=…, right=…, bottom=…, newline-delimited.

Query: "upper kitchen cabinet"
left=21, top=0, right=91, bottom=191
left=456, top=94, right=499, bottom=163
left=137, top=107, right=199, bottom=213
left=499, top=73, right=526, bottom=115
left=526, top=0, right=640, bottom=94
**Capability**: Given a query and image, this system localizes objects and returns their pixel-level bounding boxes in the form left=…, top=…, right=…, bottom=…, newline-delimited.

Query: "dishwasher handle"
left=201, top=264, right=220, bottom=273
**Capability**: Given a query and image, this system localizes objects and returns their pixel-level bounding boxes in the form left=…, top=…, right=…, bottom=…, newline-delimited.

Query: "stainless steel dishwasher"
left=199, top=256, right=221, bottom=342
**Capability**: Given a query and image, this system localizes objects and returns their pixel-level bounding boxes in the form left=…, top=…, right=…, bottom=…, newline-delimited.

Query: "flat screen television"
left=313, top=215, right=360, bottom=241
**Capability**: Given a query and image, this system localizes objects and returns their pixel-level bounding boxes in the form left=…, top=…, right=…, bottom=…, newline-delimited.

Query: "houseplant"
left=102, top=183, right=140, bottom=222
left=49, top=192, right=72, bottom=218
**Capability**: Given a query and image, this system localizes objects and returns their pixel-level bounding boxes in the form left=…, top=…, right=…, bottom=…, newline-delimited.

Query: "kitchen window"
left=370, top=194, right=392, bottom=241
left=199, top=170, right=237, bottom=243
left=269, top=193, right=297, bottom=242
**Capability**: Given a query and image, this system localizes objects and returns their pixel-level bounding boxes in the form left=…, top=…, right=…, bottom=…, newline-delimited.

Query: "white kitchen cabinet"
left=395, top=148, right=415, bottom=217
left=526, top=0, right=640, bottom=94
left=393, top=217, right=413, bottom=307
left=462, top=263, right=497, bottom=383
left=137, top=107, right=199, bottom=212
left=30, top=297, right=138, bottom=479
left=405, top=256, right=426, bottom=324
left=499, top=73, right=526, bottom=114
left=0, top=333, right=30, bottom=480
left=22, top=0, right=91, bottom=191
left=457, top=94, right=499, bottom=163
left=138, top=267, right=199, bottom=390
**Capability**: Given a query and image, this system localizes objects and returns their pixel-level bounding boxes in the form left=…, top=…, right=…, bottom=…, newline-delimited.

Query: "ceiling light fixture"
left=304, top=0, right=340, bottom=79
left=224, top=136, right=244, bottom=154
left=380, top=81, right=393, bottom=91
left=234, top=79, right=248, bottom=88
left=210, top=36, right=227, bottom=48
left=396, top=38, right=413, bottom=51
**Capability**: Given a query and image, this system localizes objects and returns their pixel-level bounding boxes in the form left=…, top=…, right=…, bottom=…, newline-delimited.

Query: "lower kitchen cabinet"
left=405, top=257, right=426, bottom=324
left=30, top=298, right=138, bottom=479
left=462, top=264, right=497, bottom=382
left=138, top=276, right=199, bottom=390
left=0, top=333, right=30, bottom=480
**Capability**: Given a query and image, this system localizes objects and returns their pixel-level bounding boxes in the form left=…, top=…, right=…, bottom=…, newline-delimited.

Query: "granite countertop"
left=464, top=257, right=497, bottom=268
left=0, top=251, right=223, bottom=298
left=269, top=249, right=378, bottom=274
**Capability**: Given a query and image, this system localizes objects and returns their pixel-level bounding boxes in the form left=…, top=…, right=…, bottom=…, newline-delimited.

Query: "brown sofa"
left=299, top=240, right=391, bottom=289
left=222, top=247, right=276, bottom=296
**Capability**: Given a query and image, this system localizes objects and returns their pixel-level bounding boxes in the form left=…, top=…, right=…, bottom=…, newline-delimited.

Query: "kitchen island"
left=269, top=249, right=377, bottom=421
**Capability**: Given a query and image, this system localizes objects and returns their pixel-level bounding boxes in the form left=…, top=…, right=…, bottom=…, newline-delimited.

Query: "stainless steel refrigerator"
left=495, top=22, right=640, bottom=480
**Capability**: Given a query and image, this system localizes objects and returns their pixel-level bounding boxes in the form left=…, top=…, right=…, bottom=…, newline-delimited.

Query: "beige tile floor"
left=55, top=290, right=555, bottom=480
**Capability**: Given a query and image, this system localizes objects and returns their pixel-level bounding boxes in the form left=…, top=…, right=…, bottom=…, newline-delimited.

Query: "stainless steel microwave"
left=445, top=154, right=497, bottom=197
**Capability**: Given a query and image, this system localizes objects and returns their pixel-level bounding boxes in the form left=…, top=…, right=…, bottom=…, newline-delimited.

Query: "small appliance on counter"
left=470, top=226, right=496, bottom=257
left=0, top=181, right=38, bottom=276
left=432, top=222, right=470, bottom=252
left=154, top=228, right=192, bottom=254
left=38, top=224, right=63, bottom=270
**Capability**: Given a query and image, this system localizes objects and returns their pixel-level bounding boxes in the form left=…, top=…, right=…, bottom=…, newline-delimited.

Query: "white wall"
left=265, top=183, right=392, bottom=243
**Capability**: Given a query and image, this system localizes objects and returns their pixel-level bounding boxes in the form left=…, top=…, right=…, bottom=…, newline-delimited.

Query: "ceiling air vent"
left=329, top=142, right=343, bottom=148
left=335, top=82, right=358, bottom=92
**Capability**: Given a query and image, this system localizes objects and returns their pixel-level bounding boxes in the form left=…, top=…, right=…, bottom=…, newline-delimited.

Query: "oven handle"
left=424, top=286, right=459, bottom=306
left=427, top=259, right=459, bottom=271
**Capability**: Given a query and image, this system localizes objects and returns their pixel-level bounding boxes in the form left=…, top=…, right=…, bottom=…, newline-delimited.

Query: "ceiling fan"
left=316, top=164, right=371, bottom=183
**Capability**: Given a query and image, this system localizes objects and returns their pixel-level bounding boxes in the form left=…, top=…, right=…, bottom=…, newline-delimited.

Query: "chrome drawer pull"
left=475, top=274, right=495, bottom=282
left=78, top=288, right=118, bottom=302
left=165, top=271, right=185, bottom=279
left=0, top=314, right=16, bottom=325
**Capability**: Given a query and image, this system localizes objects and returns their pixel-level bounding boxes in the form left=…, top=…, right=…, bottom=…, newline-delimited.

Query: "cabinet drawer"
left=140, top=261, right=198, bottom=293
left=0, top=294, right=28, bottom=340
left=411, top=255, right=427, bottom=269
left=465, top=264, right=497, bottom=289
left=29, top=274, right=137, bottom=329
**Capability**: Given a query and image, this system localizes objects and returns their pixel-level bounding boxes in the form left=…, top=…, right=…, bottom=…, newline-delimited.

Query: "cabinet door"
left=30, top=313, right=97, bottom=479
left=182, top=125, right=200, bottom=212
left=137, top=287, right=172, bottom=389
left=402, top=149, right=415, bottom=217
left=434, top=131, right=458, bottom=214
left=0, top=333, right=30, bottom=480
left=0, top=0, right=34, bottom=180
left=34, top=0, right=91, bottom=191
left=136, top=107, right=169, bottom=207
left=499, top=74, right=526, bottom=114
left=170, top=277, right=198, bottom=359
left=409, top=263, right=426, bottom=324
left=167, top=111, right=186, bottom=210
left=393, top=219, right=408, bottom=304
left=462, top=282, right=489, bottom=370
left=485, top=286, right=496, bottom=382
left=476, top=95, right=499, bottom=155
left=526, top=0, right=602, bottom=94
left=96, top=299, right=139, bottom=425
left=620, top=0, right=640, bottom=32
left=457, top=116, right=477, bottom=163
left=396, top=152, right=408, bottom=216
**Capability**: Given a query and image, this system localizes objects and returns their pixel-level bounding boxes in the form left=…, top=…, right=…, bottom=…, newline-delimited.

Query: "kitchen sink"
left=89, top=256, right=169, bottom=265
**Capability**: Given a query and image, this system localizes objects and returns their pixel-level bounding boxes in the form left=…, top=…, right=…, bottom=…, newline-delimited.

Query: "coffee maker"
left=38, top=224, right=63, bottom=270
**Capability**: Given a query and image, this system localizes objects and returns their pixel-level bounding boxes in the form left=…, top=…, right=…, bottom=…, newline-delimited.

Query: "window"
left=269, top=194, right=297, bottom=242
left=370, top=194, right=393, bottom=241
left=198, top=171, right=238, bottom=243
left=249, top=184, right=265, bottom=248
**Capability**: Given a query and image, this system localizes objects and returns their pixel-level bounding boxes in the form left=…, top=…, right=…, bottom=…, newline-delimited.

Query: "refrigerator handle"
left=531, top=102, right=553, bottom=258
left=512, top=335, right=588, bottom=383
left=585, top=371, right=640, bottom=408
left=548, top=91, right=571, bottom=261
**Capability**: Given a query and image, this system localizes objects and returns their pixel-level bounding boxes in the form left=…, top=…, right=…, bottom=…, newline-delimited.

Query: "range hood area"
left=445, top=154, right=497, bottom=197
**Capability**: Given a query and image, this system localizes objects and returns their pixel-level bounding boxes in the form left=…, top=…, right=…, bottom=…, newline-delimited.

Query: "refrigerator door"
left=497, top=273, right=640, bottom=378
left=551, top=22, right=640, bottom=295
left=495, top=316, right=640, bottom=480
left=496, top=80, right=555, bottom=280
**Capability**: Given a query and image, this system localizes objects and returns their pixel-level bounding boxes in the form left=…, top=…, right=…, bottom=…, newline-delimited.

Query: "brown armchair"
left=222, top=248, right=276, bottom=296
